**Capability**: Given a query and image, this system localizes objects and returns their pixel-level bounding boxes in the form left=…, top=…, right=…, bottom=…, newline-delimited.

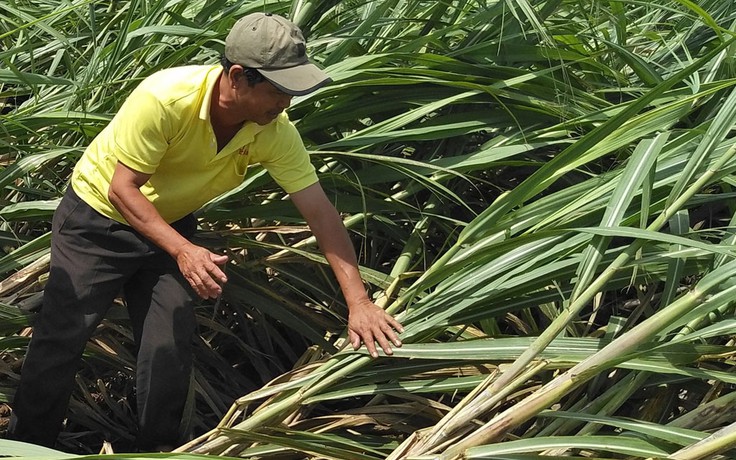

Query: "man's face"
left=230, top=70, right=293, bottom=125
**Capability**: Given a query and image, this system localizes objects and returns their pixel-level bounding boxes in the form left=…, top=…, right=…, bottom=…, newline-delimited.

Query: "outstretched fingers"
left=348, top=302, right=404, bottom=358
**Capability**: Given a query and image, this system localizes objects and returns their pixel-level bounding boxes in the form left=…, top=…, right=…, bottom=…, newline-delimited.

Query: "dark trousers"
left=9, top=186, right=197, bottom=450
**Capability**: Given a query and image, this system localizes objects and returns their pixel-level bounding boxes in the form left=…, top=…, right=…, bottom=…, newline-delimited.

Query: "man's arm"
left=108, top=161, right=228, bottom=299
left=290, top=182, right=403, bottom=358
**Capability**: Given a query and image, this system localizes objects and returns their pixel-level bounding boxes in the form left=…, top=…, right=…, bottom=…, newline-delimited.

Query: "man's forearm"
left=109, top=180, right=190, bottom=258
left=108, top=161, right=227, bottom=299
left=311, top=211, right=370, bottom=306
left=291, top=182, right=403, bottom=356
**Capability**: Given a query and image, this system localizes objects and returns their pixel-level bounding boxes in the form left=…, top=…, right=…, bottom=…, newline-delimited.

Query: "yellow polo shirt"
left=72, top=65, right=318, bottom=224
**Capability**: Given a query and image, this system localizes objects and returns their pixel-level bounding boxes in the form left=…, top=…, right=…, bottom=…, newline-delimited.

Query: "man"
left=9, top=12, right=403, bottom=451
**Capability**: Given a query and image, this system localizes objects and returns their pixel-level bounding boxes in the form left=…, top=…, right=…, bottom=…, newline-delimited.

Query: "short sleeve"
left=252, top=116, right=318, bottom=194
left=111, top=84, right=171, bottom=174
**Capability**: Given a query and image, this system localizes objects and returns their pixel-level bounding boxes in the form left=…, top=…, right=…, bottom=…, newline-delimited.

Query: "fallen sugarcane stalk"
left=438, top=259, right=736, bottom=459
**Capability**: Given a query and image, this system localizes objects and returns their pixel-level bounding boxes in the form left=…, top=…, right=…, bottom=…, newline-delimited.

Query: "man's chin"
left=257, top=113, right=280, bottom=125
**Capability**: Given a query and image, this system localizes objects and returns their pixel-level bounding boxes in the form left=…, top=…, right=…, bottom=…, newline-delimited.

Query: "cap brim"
left=259, top=63, right=332, bottom=96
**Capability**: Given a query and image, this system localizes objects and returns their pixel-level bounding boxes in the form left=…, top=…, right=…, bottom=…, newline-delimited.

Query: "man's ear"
left=228, top=65, right=245, bottom=87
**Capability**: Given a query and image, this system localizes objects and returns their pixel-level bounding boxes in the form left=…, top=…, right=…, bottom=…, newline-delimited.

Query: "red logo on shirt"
left=238, top=147, right=249, bottom=156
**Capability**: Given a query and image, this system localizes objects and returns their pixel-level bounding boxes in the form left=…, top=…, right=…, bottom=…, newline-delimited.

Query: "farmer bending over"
left=9, top=12, right=402, bottom=451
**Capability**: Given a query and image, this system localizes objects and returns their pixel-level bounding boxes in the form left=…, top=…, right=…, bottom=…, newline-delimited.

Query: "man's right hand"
left=174, top=242, right=228, bottom=299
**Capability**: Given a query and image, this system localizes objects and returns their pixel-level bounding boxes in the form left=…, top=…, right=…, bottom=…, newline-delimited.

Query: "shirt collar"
left=199, top=65, right=273, bottom=155
left=199, top=65, right=223, bottom=121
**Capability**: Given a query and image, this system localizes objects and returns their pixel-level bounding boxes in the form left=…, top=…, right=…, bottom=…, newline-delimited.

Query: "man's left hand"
left=348, top=299, right=403, bottom=358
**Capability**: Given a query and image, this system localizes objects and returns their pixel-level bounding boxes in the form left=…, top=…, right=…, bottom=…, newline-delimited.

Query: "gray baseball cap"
left=225, top=13, right=331, bottom=96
